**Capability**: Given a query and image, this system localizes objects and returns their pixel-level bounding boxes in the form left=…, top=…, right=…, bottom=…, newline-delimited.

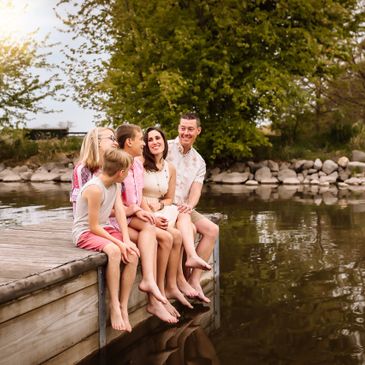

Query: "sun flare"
left=0, top=1, right=32, bottom=41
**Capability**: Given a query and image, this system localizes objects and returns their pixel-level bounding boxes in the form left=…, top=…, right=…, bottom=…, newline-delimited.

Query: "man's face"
left=129, top=130, right=145, bottom=157
left=178, top=118, right=201, bottom=150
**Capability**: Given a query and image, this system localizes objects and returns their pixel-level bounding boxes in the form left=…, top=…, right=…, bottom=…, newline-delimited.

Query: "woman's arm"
left=159, top=162, right=175, bottom=208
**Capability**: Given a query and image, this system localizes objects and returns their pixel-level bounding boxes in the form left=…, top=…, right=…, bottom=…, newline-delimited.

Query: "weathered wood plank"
left=0, top=271, right=97, bottom=323
left=0, top=285, right=99, bottom=365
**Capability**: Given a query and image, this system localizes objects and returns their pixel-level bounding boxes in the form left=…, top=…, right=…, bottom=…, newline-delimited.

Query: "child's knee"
left=106, top=245, right=121, bottom=262
left=159, top=231, right=173, bottom=250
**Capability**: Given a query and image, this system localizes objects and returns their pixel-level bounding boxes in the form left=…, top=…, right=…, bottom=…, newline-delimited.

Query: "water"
left=3, top=182, right=365, bottom=364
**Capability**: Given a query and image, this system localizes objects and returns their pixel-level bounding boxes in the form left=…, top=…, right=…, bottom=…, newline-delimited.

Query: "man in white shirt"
left=167, top=112, right=219, bottom=303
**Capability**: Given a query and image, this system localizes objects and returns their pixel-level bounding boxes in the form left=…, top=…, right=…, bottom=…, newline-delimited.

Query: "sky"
left=0, top=0, right=95, bottom=132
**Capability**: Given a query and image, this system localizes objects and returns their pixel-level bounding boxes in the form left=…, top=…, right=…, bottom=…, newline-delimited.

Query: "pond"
left=2, top=182, right=365, bottom=364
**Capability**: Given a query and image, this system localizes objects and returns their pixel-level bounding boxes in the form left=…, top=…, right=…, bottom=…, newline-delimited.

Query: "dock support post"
left=213, top=235, right=221, bottom=330
left=97, top=266, right=107, bottom=348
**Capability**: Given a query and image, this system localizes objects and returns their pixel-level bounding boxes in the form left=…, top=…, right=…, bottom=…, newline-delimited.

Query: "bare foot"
left=177, top=276, right=199, bottom=298
left=120, top=306, right=132, bottom=333
left=188, top=282, right=211, bottom=303
left=147, top=301, right=179, bottom=324
left=164, top=300, right=181, bottom=318
left=165, top=286, right=194, bottom=309
left=139, top=279, right=167, bottom=304
left=185, top=255, right=211, bottom=271
left=110, top=303, right=126, bottom=331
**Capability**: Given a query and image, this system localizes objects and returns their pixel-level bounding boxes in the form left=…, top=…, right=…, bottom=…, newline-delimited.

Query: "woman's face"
left=147, top=130, right=165, bottom=156
left=98, top=129, right=118, bottom=153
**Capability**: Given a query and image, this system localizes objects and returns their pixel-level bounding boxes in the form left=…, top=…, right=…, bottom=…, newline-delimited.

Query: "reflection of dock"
left=0, top=218, right=220, bottom=364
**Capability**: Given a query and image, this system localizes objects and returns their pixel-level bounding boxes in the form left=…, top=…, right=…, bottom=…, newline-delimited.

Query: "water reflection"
left=79, top=303, right=220, bottom=365
left=200, top=184, right=365, bottom=365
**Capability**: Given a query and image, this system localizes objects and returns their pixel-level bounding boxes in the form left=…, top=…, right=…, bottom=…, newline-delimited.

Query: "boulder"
left=352, top=150, right=365, bottom=162
left=338, top=168, right=351, bottom=182
left=20, top=171, right=33, bottom=181
left=322, top=160, right=338, bottom=175
left=313, top=158, right=322, bottom=170
left=283, top=177, right=300, bottom=185
left=221, top=172, right=249, bottom=184
left=347, top=162, right=365, bottom=171
left=261, top=177, right=279, bottom=184
left=279, top=162, right=291, bottom=170
left=245, top=180, right=259, bottom=186
left=294, top=160, right=306, bottom=172
left=60, top=170, right=73, bottom=182
left=247, top=161, right=263, bottom=173
left=337, top=156, right=349, bottom=168
left=255, top=167, right=272, bottom=182
left=320, top=171, right=338, bottom=184
left=302, top=160, right=314, bottom=169
left=211, top=172, right=227, bottom=183
left=278, top=168, right=297, bottom=182
left=338, top=182, right=349, bottom=189
left=0, top=163, right=5, bottom=172
left=344, top=177, right=361, bottom=185
left=310, top=179, right=320, bottom=185
left=30, top=171, right=60, bottom=182
left=0, top=168, right=13, bottom=181
left=229, top=163, right=246, bottom=173
left=267, top=160, right=279, bottom=172
left=2, top=171, right=22, bottom=182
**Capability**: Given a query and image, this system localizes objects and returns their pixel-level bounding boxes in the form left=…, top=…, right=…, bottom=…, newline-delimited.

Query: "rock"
left=0, top=168, right=13, bottom=181
left=337, top=156, right=349, bottom=168
left=319, top=181, right=330, bottom=187
left=297, top=173, right=304, bottom=183
left=256, top=186, right=272, bottom=200
left=247, top=161, right=263, bottom=173
left=20, top=172, right=33, bottom=181
left=322, top=160, right=338, bottom=175
left=310, top=179, right=320, bottom=185
left=261, top=177, right=279, bottom=184
left=229, top=163, right=245, bottom=173
left=30, top=171, right=60, bottom=182
left=279, top=162, right=291, bottom=170
left=221, top=172, right=249, bottom=184
left=0, top=163, right=5, bottom=172
left=245, top=180, right=259, bottom=186
left=344, top=177, right=361, bottom=185
left=318, top=171, right=326, bottom=177
left=347, top=162, right=365, bottom=171
left=320, top=172, right=338, bottom=184
left=255, top=167, right=272, bottom=182
left=211, top=172, right=227, bottom=183
left=60, top=170, right=72, bottom=182
left=338, top=182, right=349, bottom=189
left=352, top=150, right=365, bottom=162
left=267, top=160, right=279, bottom=172
left=278, top=168, right=297, bottom=182
left=303, top=177, right=311, bottom=184
left=338, top=168, right=351, bottom=182
left=278, top=185, right=297, bottom=199
left=2, top=171, right=22, bottom=182
left=307, top=168, right=318, bottom=174
left=283, top=177, right=300, bottom=185
left=303, top=160, right=314, bottom=169
left=294, top=160, right=306, bottom=172
left=322, top=192, right=338, bottom=204
left=313, top=158, right=322, bottom=170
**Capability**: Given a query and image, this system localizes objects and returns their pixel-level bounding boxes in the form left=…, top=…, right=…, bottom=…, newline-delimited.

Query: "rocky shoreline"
left=2, top=150, right=365, bottom=188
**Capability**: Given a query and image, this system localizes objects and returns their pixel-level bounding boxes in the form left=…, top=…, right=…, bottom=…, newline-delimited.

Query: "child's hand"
left=148, top=201, right=161, bottom=212
left=135, top=209, right=156, bottom=224
left=124, top=239, right=140, bottom=257
left=155, top=216, right=168, bottom=230
left=119, top=244, right=130, bottom=264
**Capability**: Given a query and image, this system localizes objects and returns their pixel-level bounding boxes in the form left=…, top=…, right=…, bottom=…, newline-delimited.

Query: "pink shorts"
left=77, top=226, right=123, bottom=252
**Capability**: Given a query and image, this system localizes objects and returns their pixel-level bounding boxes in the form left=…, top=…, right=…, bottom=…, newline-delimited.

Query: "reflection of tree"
left=200, top=191, right=365, bottom=364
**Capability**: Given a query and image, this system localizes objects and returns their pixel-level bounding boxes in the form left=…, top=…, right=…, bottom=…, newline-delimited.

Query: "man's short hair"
left=180, top=112, right=201, bottom=128
left=116, top=124, right=142, bottom=149
left=102, top=148, right=133, bottom=176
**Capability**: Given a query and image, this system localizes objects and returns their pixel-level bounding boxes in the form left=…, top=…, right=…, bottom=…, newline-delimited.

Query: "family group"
left=71, top=112, right=219, bottom=332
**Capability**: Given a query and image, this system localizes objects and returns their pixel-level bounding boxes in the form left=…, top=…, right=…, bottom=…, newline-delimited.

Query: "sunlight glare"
left=0, top=1, right=34, bottom=42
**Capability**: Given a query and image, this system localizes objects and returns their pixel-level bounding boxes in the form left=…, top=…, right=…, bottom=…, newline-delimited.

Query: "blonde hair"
left=79, top=127, right=115, bottom=171
left=102, top=148, right=133, bottom=177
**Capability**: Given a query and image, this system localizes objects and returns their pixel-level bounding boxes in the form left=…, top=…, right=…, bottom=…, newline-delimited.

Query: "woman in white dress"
left=142, top=127, right=201, bottom=309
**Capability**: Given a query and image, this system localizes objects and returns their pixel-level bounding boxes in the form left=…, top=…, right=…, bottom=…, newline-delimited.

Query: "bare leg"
left=165, top=227, right=193, bottom=309
left=155, top=227, right=180, bottom=317
left=129, top=217, right=167, bottom=304
left=177, top=247, right=199, bottom=298
left=176, top=213, right=211, bottom=271
left=102, top=243, right=125, bottom=331
left=188, top=218, right=219, bottom=303
left=120, top=252, right=139, bottom=332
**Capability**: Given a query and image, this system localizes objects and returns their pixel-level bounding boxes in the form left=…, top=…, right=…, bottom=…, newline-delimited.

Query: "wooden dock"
left=0, top=218, right=220, bottom=365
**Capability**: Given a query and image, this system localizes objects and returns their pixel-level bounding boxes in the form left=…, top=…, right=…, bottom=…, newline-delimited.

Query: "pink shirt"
left=122, top=158, right=144, bottom=207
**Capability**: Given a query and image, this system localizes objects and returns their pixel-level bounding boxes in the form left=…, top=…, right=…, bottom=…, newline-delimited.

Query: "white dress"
left=143, top=161, right=179, bottom=227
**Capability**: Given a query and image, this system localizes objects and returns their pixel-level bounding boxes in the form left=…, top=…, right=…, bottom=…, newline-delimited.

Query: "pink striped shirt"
left=122, top=158, right=144, bottom=207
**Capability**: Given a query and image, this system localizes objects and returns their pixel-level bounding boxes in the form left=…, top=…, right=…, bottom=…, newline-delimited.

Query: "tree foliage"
left=58, top=0, right=365, bottom=163
left=0, top=35, right=62, bottom=128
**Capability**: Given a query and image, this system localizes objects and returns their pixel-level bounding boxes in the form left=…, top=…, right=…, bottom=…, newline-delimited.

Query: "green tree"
left=58, top=0, right=365, bottom=163
left=0, top=35, right=62, bottom=128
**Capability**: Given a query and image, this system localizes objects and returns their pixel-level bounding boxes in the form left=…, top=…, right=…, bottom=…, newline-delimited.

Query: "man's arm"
left=177, top=181, right=203, bottom=213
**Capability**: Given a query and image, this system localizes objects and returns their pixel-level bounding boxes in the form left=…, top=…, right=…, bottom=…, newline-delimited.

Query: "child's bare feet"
left=120, top=306, right=132, bottom=332
left=166, top=286, right=194, bottom=309
left=185, top=255, right=211, bottom=271
left=110, top=303, right=126, bottom=331
left=188, top=281, right=211, bottom=303
left=139, top=279, right=167, bottom=304
left=177, top=276, right=199, bottom=298
left=147, top=300, right=179, bottom=324
left=164, top=300, right=181, bottom=318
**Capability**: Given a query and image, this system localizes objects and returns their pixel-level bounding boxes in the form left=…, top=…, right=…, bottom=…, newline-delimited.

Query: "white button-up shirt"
left=166, top=137, right=206, bottom=204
